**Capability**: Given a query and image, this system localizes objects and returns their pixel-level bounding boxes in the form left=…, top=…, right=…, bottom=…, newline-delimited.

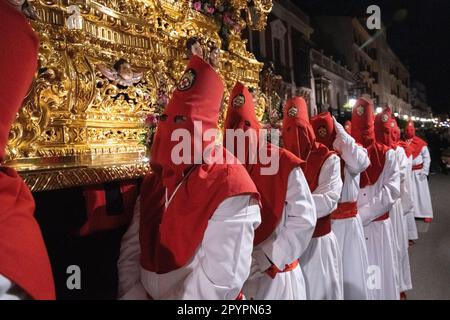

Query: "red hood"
left=375, top=106, right=394, bottom=148
left=310, top=112, right=336, bottom=150
left=282, top=96, right=317, bottom=160
left=351, top=97, right=375, bottom=148
left=404, top=120, right=416, bottom=139
left=151, top=55, right=224, bottom=193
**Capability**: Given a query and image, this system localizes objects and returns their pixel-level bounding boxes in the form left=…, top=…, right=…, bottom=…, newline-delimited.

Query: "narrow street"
left=408, top=173, right=450, bottom=300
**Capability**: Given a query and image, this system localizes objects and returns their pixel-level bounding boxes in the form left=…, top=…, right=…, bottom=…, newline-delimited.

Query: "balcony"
left=311, top=49, right=355, bottom=82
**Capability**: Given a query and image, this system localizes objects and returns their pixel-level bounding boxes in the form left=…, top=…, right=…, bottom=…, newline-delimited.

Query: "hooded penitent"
left=375, top=106, right=394, bottom=148
left=282, top=97, right=335, bottom=237
left=139, top=56, right=259, bottom=274
left=351, top=98, right=389, bottom=188
left=282, top=97, right=334, bottom=190
left=0, top=2, right=55, bottom=300
left=392, top=119, right=412, bottom=158
left=403, top=121, right=427, bottom=159
left=310, top=112, right=336, bottom=150
left=344, top=120, right=352, bottom=135
left=223, top=82, right=303, bottom=245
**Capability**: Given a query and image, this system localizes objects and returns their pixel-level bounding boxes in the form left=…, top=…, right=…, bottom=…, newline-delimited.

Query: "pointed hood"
left=351, top=97, right=375, bottom=148
left=151, top=55, right=224, bottom=193
left=310, top=112, right=336, bottom=150
left=375, top=105, right=394, bottom=148
left=282, top=96, right=316, bottom=160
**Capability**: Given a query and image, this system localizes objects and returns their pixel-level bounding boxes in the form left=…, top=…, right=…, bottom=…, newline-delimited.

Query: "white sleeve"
left=332, top=118, right=370, bottom=174
left=312, top=155, right=343, bottom=218
left=358, top=151, right=401, bottom=225
left=258, top=168, right=316, bottom=270
left=397, top=148, right=408, bottom=184
left=401, top=155, right=415, bottom=214
left=0, top=275, right=29, bottom=300
left=117, top=198, right=148, bottom=300
left=164, top=195, right=261, bottom=300
left=421, top=146, right=431, bottom=176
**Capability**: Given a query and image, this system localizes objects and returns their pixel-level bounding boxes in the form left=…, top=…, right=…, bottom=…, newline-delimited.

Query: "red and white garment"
left=0, top=1, right=55, bottom=300
left=403, top=121, right=433, bottom=219
left=311, top=112, right=372, bottom=300
left=283, top=97, right=343, bottom=300
left=118, top=56, right=261, bottom=299
left=352, top=98, right=400, bottom=300
left=224, top=83, right=316, bottom=300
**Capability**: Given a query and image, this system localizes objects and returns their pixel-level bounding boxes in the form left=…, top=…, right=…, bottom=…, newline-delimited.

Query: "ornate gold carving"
left=5, top=0, right=270, bottom=191
left=19, top=161, right=150, bottom=192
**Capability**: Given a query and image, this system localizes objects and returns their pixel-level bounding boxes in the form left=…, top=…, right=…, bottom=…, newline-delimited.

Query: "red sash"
left=312, top=215, right=332, bottom=238
left=331, top=202, right=358, bottom=220
left=374, top=212, right=389, bottom=222
left=265, top=260, right=299, bottom=279
left=412, top=163, right=424, bottom=171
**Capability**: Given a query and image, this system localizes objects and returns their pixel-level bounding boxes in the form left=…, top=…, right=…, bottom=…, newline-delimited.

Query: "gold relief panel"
left=5, top=0, right=268, bottom=191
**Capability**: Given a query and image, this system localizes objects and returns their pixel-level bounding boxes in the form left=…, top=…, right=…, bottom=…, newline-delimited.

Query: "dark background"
left=295, top=0, right=450, bottom=114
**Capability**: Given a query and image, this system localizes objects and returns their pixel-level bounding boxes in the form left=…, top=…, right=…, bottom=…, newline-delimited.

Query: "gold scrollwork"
left=5, top=0, right=269, bottom=191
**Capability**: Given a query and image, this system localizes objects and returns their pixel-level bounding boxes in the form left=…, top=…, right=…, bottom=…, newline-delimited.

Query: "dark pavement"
left=407, top=173, right=450, bottom=300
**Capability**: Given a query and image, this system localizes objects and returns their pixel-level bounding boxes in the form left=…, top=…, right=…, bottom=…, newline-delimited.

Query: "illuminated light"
left=349, top=99, right=357, bottom=107
left=394, top=112, right=399, bottom=117
left=375, top=107, right=383, bottom=114
left=402, top=115, right=409, bottom=120
left=411, top=116, right=416, bottom=121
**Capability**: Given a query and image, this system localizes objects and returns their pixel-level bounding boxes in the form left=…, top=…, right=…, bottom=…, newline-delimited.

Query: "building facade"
left=311, top=16, right=418, bottom=116
left=243, top=0, right=315, bottom=113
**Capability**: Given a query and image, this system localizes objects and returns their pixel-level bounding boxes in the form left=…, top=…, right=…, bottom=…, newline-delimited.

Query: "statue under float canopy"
left=4, top=0, right=274, bottom=192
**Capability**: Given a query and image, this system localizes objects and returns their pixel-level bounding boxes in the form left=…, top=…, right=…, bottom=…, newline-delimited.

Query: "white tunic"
left=300, top=154, right=344, bottom=300
left=242, top=168, right=316, bottom=300
left=0, top=275, right=28, bottom=300
left=411, top=146, right=433, bottom=219
left=358, top=149, right=400, bottom=300
left=403, top=154, right=419, bottom=240
left=392, top=147, right=413, bottom=292
left=331, top=120, right=372, bottom=300
left=118, top=194, right=261, bottom=300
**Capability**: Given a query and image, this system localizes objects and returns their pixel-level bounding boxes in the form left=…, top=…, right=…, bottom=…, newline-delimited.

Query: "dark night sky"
left=294, top=0, right=450, bottom=114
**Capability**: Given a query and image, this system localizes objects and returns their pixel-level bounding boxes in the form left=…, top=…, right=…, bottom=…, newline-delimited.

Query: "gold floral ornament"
left=97, top=59, right=143, bottom=87
left=177, top=69, right=196, bottom=91
left=356, top=106, right=365, bottom=116
left=381, top=114, right=389, bottom=123
left=318, top=126, right=328, bottom=138
left=288, top=106, right=298, bottom=118
left=232, top=93, right=245, bottom=108
left=390, top=122, right=395, bottom=128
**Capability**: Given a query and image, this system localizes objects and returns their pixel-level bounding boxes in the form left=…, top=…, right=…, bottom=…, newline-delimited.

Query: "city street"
left=408, top=174, right=450, bottom=300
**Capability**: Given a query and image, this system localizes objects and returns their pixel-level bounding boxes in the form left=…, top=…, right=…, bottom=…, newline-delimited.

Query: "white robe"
left=358, top=149, right=400, bottom=300
left=117, top=194, right=261, bottom=300
left=243, top=168, right=316, bottom=300
left=331, top=124, right=372, bottom=300
left=403, top=154, right=419, bottom=240
left=411, top=146, right=433, bottom=219
left=392, top=147, right=413, bottom=292
left=300, top=154, right=344, bottom=300
left=0, top=274, right=28, bottom=300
